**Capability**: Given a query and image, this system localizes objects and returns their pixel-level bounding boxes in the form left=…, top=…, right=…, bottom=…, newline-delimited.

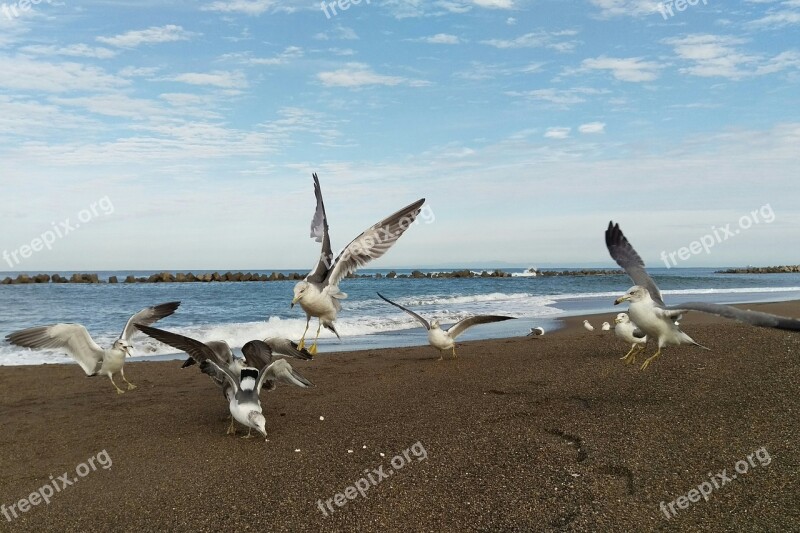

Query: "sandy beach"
left=0, top=301, right=798, bottom=532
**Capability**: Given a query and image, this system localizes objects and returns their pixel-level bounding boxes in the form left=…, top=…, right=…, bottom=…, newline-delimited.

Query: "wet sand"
left=0, top=301, right=798, bottom=531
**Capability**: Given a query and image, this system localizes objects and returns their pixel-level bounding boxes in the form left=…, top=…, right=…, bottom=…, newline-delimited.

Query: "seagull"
left=614, top=312, right=647, bottom=365
left=527, top=327, right=545, bottom=337
left=583, top=320, right=595, bottom=332
left=134, top=325, right=313, bottom=438
left=291, top=173, right=425, bottom=355
left=607, top=221, right=800, bottom=370
left=5, top=302, right=180, bottom=394
left=180, top=337, right=312, bottom=369
left=601, top=322, right=611, bottom=332
left=376, top=292, right=515, bottom=360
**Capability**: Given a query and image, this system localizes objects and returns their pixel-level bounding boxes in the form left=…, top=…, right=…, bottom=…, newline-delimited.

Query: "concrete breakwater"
left=1, top=268, right=624, bottom=285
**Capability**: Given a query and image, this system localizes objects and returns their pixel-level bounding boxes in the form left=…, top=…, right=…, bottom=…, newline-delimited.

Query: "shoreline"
left=0, top=300, right=797, bottom=530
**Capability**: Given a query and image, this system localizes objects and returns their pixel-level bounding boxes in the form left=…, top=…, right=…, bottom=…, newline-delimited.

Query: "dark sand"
left=1, top=301, right=798, bottom=532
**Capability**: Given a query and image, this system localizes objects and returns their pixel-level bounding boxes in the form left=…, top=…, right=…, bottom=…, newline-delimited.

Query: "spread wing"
left=605, top=222, right=665, bottom=307
left=134, top=324, right=225, bottom=366
left=323, top=198, right=425, bottom=288
left=256, top=359, right=314, bottom=393
left=263, top=338, right=313, bottom=360
left=306, top=173, right=334, bottom=284
left=242, top=340, right=274, bottom=371
left=183, top=340, right=235, bottom=368
left=5, top=324, right=104, bottom=375
left=665, top=302, right=800, bottom=331
left=200, top=359, right=239, bottom=393
left=447, top=316, right=516, bottom=339
left=377, top=292, right=430, bottom=330
left=121, top=301, right=181, bottom=342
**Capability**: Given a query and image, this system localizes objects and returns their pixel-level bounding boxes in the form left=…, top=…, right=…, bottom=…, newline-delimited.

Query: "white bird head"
left=113, top=339, right=133, bottom=357
left=430, top=319, right=441, bottom=330
left=248, top=411, right=267, bottom=439
left=291, top=281, right=309, bottom=307
left=614, top=312, right=630, bottom=325
left=615, top=285, right=649, bottom=305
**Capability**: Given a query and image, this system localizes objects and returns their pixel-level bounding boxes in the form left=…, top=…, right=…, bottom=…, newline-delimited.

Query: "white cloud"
left=507, top=87, right=607, bottom=105
left=579, top=56, right=662, bottom=82
left=200, top=0, right=291, bottom=15
left=417, top=33, right=462, bottom=44
left=482, top=30, right=579, bottom=52
left=167, top=71, right=248, bottom=89
left=20, top=44, right=117, bottom=59
left=748, top=0, right=800, bottom=28
left=0, top=55, right=127, bottom=93
left=588, top=0, right=662, bottom=18
left=579, top=122, right=606, bottom=134
left=97, top=25, right=194, bottom=48
left=317, top=63, right=430, bottom=88
left=544, top=127, right=571, bottom=139
left=664, top=34, right=800, bottom=79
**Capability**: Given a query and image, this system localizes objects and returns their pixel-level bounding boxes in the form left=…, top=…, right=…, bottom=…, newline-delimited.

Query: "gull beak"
left=125, top=346, right=133, bottom=357
left=614, top=318, right=622, bottom=324
left=614, top=295, right=629, bottom=306
left=291, top=296, right=299, bottom=308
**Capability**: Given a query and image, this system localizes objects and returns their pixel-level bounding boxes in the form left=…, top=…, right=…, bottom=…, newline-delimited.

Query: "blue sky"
left=0, top=0, right=798, bottom=271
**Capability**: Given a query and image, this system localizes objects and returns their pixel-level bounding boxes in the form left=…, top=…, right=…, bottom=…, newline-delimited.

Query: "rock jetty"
left=716, top=265, right=800, bottom=274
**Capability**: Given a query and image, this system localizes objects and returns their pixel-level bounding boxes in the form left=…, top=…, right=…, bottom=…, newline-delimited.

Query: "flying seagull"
left=583, top=320, right=594, bottom=332
left=613, top=312, right=647, bottom=365
left=291, top=173, right=425, bottom=355
left=5, top=302, right=180, bottom=394
left=606, top=221, right=800, bottom=370
left=134, top=325, right=313, bottom=438
left=527, top=327, right=545, bottom=337
left=377, top=292, right=515, bottom=360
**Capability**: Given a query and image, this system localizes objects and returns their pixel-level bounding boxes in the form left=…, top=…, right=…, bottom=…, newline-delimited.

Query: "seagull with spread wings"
left=377, top=292, right=515, bottom=360
left=606, top=221, right=800, bottom=370
left=291, top=173, right=425, bottom=355
left=5, top=302, right=180, bottom=394
left=134, top=325, right=313, bottom=438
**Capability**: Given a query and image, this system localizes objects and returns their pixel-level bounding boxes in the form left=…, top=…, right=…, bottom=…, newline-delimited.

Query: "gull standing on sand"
left=135, top=325, right=313, bottom=438
left=376, top=293, right=515, bottom=360
left=606, top=221, right=800, bottom=370
left=583, top=320, right=594, bottom=332
left=291, top=173, right=425, bottom=355
left=5, top=302, right=180, bottom=394
left=601, top=322, right=611, bottom=332
left=613, top=313, right=647, bottom=365
left=527, top=327, right=545, bottom=337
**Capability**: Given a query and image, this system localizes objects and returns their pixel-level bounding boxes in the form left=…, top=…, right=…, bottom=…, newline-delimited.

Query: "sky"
left=0, top=0, right=798, bottom=271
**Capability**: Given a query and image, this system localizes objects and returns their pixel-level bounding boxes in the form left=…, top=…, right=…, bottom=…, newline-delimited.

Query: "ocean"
left=1, top=267, right=799, bottom=366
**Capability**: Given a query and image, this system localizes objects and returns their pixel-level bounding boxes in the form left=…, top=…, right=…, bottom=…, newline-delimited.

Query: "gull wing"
left=323, top=198, right=425, bottom=288
left=256, top=359, right=314, bottom=394
left=183, top=340, right=234, bottom=368
left=306, top=173, right=334, bottom=284
left=134, top=324, right=225, bottom=366
left=242, top=340, right=274, bottom=371
left=377, top=292, right=430, bottom=330
left=263, top=338, right=313, bottom=360
left=447, top=316, right=516, bottom=339
left=200, top=359, right=239, bottom=393
left=605, top=222, right=665, bottom=307
left=121, top=301, right=181, bottom=342
left=665, top=302, right=800, bottom=331
left=6, top=324, right=104, bottom=375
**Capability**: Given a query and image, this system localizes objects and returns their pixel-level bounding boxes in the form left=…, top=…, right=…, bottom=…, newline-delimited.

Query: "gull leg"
left=640, top=348, right=662, bottom=371
left=619, top=345, right=636, bottom=361
left=226, top=418, right=236, bottom=435
left=621, top=345, right=639, bottom=365
left=109, top=376, right=125, bottom=395
left=451, top=346, right=457, bottom=359
left=297, top=316, right=310, bottom=350
left=241, top=428, right=254, bottom=439
left=120, top=369, right=137, bottom=390
left=309, top=321, right=322, bottom=356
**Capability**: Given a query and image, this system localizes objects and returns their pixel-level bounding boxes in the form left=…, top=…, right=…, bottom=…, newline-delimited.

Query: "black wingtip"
left=181, top=357, right=196, bottom=368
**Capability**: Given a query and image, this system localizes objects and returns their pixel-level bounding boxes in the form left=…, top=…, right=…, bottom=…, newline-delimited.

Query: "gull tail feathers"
left=681, top=331, right=710, bottom=351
